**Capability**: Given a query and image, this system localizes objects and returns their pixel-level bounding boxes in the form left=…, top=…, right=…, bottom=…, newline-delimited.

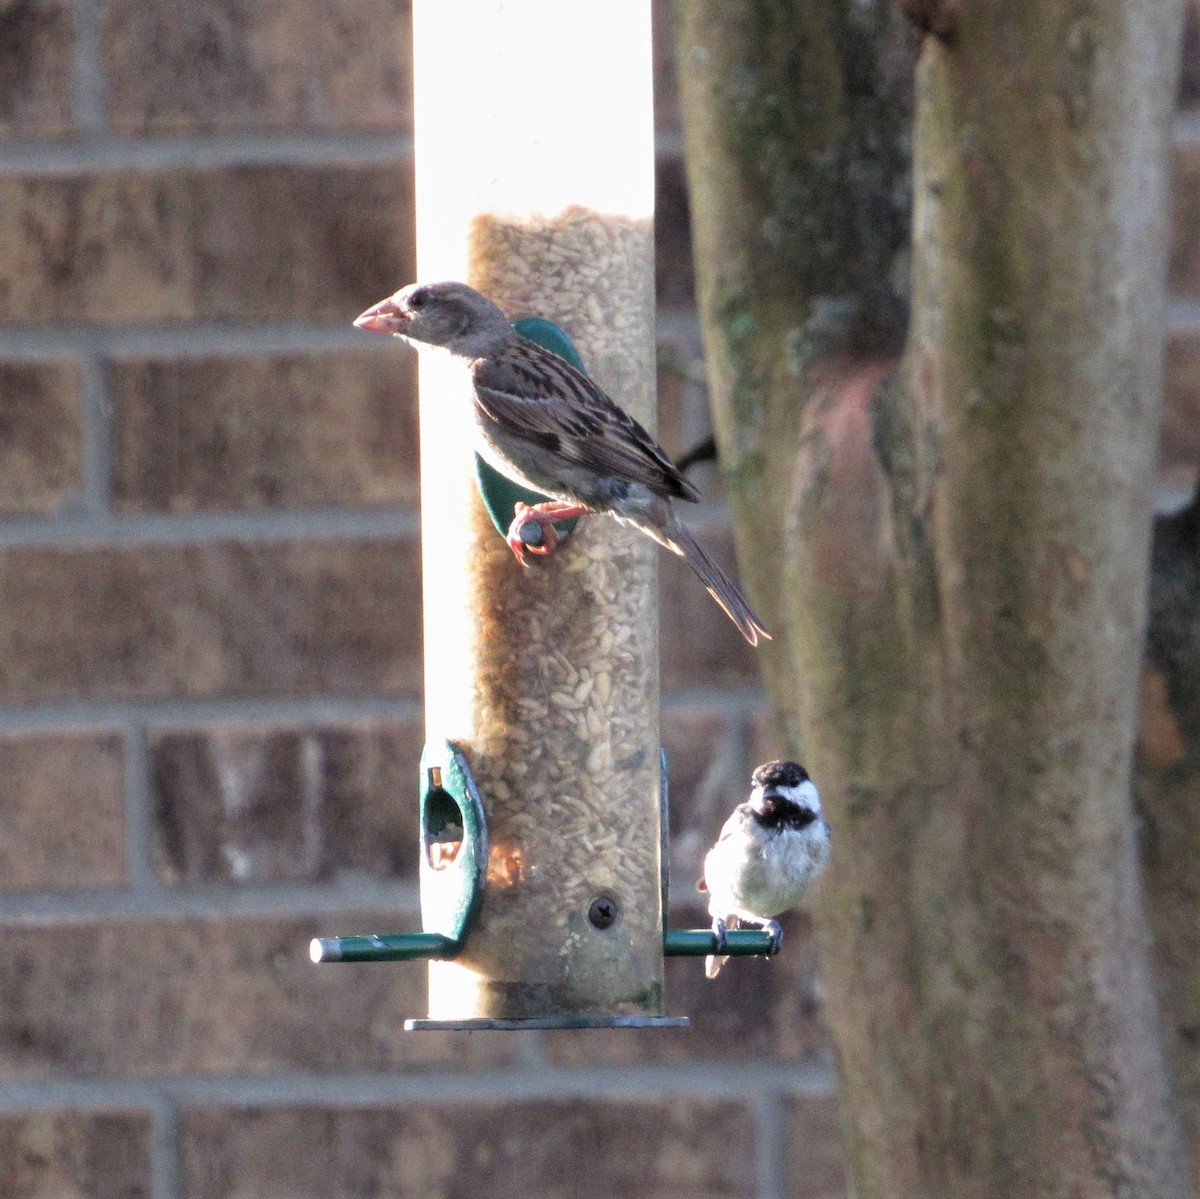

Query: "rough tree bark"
left=678, top=2, right=1190, bottom=1195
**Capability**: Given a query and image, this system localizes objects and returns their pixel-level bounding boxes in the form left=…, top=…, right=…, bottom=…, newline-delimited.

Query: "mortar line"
left=122, top=721, right=160, bottom=893
left=0, top=131, right=413, bottom=172
left=655, top=128, right=684, bottom=158
left=752, top=1088, right=788, bottom=1199
left=0, top=1060, right=838, bottom=1113
left=0, top=325, right=393, bottom=357
left=0, top=128, right=692, bottom=171
left=1168, top=298, right=1200, bottom=331
left=660, top=686, right=770, bottom=712
left=0, top=498, right=744, bottom=543
left=150, top=1093, right=183, bottom=1199
left=0, top=694, right=422, bottom=733
left=655, top=307, right=704, bottom=342
left=0, top=321, right=693, bottom=357
left=71, top=0, right=107, bottom=132
left=78, top=353, right=112, bottom=514
left=514, top=1027, right=547, bottom=1069
left=0, top=879, right=418, bottom=921
left=1173, top=110, right=1200, bottom=145
left=0, top=505, right=421, bottom=546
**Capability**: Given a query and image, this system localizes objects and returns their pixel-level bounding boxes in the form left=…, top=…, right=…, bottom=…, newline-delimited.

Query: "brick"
left=0, top=1110, right=153, bottom=1199
left=1163, top=331, right=1200, bottom=474
left=1183, top=0, right=1200, bottom=109
left=656, top=154, right=695, bottom=307
left=104, top=0, right=411, bottom=133
left=0, top=165, right=414, bottom=326
left=0, top=0, right=74, bottom=135
left=0, top=730, right=126, bottom=892
left=659, top=521, right=761, bottom=690
left=1136, top=665, right=1185, bottom=772
left=656, top=331, right=715, bottom=456
left=0, top=911, right=514, bottom=1077
left=149, top=716, right=423, bottom=884
left=544, top=905, right=830, bottom=1065
left=0, top=539, right=422, bottom=703
left=662, top=704, right=747, bottom=890
left=747, top=703, right=792, bottom=777
left=656, top=343, right=691, bottom=462
left=656, top=332, right=724, bottom=506
left=181, top=1098, right=756, bottom=1199
left=1170, top=146, right=1200, bottom=300
left=784, top=1095, right=849, bottom=1199
left=0, top=359, right=82, bottom=514
left=652, top=0, right=682, bottom=132
left=111, top=350, right=419, bottom=513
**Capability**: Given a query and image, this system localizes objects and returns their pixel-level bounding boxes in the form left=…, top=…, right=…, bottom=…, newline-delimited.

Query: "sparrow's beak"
left=354, top=297, right=409, bottom=334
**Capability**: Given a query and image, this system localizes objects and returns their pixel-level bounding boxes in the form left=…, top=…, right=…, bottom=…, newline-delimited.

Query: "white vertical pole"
left=412, top=2, right=662, bottom=1020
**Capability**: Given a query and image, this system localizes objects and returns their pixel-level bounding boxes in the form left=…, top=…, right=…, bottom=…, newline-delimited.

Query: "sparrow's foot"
left=763, top=919, right=784, bottom=956
left=505, top=501, right=588, bottom=564
left=710, top=917, right=728, bottom=955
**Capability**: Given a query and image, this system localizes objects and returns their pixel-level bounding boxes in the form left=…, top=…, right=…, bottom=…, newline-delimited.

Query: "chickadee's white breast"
left=705, top=818, right=830, bottom=923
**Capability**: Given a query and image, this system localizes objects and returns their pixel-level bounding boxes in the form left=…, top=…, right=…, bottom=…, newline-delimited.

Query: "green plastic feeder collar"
left=310, top=740, right=487, bottom=966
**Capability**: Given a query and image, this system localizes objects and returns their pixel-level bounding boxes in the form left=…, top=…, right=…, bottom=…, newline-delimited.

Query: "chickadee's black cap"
left=751, top=759, right=811, bottom=790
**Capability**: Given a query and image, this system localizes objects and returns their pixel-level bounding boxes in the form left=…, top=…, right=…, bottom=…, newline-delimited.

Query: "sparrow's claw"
left=504, top=501, right=587, bottom=563
left=763, top=919, right=784, bottom=956
left=505, top=504, right=538, bottom=565
left=711, top=917, right=728, bottom=955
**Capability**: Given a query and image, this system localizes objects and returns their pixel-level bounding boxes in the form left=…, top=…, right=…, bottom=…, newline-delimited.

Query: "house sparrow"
left=698, top=759, right=830, bottom=978
left=354, top=281, right=769, bottom=646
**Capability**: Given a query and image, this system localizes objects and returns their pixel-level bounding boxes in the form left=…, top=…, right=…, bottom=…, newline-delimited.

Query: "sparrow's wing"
left=472, top=340, right=701, bottom=503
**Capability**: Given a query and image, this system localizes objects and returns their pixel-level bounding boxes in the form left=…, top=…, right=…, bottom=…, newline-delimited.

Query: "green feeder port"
left=311, top=744, right=784, bottom=1022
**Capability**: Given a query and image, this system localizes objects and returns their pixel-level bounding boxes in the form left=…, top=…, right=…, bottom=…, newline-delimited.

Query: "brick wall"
left=0, top=3, right=1195, bottom=1198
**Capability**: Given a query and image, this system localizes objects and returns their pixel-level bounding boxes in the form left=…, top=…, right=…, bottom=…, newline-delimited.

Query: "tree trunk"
left=678, top=2, right=1190, bottom=1195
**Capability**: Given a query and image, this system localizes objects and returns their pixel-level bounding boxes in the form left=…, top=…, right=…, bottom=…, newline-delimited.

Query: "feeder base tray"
left=405, top=1015, right=690, bottom=1031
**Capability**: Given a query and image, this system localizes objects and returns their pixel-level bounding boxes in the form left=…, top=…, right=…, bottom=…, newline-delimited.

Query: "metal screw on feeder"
left=588, top=896, right=619, bottom=930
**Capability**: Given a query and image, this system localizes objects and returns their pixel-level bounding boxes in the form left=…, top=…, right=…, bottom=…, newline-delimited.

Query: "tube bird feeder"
left=410, top=0, right=668, bottom=1026
left=312, top=1, right=779, bottom=1027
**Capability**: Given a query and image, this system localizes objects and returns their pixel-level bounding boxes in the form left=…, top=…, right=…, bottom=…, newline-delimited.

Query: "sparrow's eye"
left=409, top=290, right=427, bottom=310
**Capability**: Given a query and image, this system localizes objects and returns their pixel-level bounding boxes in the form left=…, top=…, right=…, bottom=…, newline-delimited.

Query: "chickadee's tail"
left=704, top=913, right=739, bottom=980
left=652, top=517, right=770, bottom=647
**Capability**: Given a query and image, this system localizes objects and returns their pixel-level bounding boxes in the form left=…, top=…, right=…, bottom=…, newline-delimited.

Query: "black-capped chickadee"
left=698, top=759, right=831, bottom=979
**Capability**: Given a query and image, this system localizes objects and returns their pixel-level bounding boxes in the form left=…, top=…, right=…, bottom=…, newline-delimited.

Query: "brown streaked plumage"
left=355, top=281, right=770, bottom=645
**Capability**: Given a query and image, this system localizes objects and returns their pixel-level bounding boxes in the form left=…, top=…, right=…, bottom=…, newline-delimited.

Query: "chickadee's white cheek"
left=794, top=781, right=821, bottom=811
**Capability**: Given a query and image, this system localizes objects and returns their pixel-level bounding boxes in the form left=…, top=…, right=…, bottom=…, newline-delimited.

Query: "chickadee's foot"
left=764, top=919, right=784, bottom=956
left=505, top=502, right=588, bottom=564
left=710, top=917, right=728, bottom=955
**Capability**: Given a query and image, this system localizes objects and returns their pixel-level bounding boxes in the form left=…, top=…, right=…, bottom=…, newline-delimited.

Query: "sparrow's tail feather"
left=654, top=518, right=770, bottom=647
